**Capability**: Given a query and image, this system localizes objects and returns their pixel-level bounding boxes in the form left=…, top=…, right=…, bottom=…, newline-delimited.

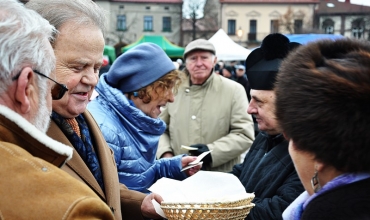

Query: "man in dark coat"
left=234, top=65, right=251, bottom=102
left=230, top=33, right=304, bottom=220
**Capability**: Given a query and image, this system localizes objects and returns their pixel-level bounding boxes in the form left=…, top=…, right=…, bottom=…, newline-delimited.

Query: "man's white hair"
left=0, top=0, right=56, bottom=94
left=0, top=0, right=56, bottom=132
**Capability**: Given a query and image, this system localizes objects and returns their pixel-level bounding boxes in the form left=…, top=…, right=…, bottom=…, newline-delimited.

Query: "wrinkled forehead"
left=250, top=89, right=275, bottom=102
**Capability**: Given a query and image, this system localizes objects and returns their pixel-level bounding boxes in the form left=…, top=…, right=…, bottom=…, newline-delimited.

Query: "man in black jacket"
left=231, top=33, right=304, bottom=220
left=234, top=65, right=251, bottom=101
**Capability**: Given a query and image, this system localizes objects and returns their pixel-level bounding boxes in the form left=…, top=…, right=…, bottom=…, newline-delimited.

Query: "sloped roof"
left=220, top=0, right=319, bottom=3
left=316, top=0, right=370, bottom=14
left=111, top=0, right=182, bottom=3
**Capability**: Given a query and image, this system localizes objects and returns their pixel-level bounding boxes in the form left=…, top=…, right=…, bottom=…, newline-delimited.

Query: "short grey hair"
left=26, top=0, right=106, bottom=45
left=0, top=0, right=56, bottom=94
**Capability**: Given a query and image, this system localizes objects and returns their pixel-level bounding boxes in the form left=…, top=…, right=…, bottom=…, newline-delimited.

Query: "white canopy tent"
left=208, top=29, right=251, bottom=61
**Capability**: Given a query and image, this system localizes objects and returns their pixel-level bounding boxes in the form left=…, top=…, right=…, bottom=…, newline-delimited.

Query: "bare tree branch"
left=183, top=0, right=206, bottom=40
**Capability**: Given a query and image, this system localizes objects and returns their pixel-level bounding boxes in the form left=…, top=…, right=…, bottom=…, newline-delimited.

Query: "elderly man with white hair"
left=0, top=0, right=114, bottom=219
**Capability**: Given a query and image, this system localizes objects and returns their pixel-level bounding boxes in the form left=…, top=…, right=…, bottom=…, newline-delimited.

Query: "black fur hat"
left=246, top=33, right=300, bottom=90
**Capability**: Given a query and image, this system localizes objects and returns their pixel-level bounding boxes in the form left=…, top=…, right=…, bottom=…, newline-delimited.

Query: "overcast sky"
left=338, top=0, right=370, bottom=6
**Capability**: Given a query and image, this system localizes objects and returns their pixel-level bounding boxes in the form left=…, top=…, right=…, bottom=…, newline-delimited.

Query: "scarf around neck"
left=51, top=111, right=105, bottom=191
left=283, top=172, right=370, bottom=220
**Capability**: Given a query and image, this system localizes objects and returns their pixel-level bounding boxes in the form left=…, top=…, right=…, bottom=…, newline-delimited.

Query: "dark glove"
left=188, top=144, right=212, bottom=170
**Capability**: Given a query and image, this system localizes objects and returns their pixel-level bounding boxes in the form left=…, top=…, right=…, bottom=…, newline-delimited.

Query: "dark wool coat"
left=231, top=132, right=304, bottom=220
left=236, top=75, right=251, bottom=102
left=302, top=178, right=370, bottom=220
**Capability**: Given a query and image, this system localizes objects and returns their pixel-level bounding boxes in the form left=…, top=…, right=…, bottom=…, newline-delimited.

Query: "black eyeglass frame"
left=12, top=69, right=68, bottom=100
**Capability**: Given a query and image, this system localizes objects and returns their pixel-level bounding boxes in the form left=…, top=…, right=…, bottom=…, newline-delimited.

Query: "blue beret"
left=106, top=42, right=175, bottom=93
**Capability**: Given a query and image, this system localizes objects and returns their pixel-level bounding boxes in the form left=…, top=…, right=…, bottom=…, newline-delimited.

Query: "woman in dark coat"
left=276, top=38, right=370, bottom=220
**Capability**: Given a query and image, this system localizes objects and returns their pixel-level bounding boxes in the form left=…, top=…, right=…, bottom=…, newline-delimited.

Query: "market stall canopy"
left=285, top=34, right=344, bottom=45
left=208, top=29, right=251, bottom=61
left=104, top=45, right=116, bottom=64
left=122, top=35, right=185, bottom=58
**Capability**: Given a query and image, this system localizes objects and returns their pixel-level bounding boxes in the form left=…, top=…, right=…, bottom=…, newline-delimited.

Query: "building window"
left=163, top=17, right=171, bottom=32
left=353, top=27, right=363, bottom=38
left=146, top=6, right=150, bottom=10
left=270, top=19, right=279, bottom=33
left=164, top=6, right=169, bottom=10
left=248, top=20, right=257, bottom=41
left=228, top=19, right=236, bottom=35
left=116, top=15, right=126, bottom=31
left=322, top=19, right=334, bottom=34
left=325, top=26, right=334, bottom=34
left=294, top=19, right=303, bottom=34
left=352, top=18, right=364, bottom=39
left=144, top=16, right=153, bottom=31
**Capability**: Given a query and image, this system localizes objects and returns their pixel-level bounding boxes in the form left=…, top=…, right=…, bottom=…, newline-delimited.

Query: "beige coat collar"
left=0, top=105, right=72, bottom=167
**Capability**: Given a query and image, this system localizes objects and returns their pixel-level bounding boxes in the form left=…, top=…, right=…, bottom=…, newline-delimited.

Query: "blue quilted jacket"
left=88, top=74, right=186, bottom=193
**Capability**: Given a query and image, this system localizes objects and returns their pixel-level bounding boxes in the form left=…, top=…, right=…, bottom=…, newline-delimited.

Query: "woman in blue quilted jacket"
left=88, top=43, right=200, bottom=193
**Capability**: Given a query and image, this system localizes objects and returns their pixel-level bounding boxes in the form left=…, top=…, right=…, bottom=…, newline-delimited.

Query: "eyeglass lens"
left=51, top=83, right=68, bottom=100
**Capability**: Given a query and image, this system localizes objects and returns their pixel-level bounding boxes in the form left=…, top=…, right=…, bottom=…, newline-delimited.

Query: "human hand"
left=141, top=193, right=164, bottom=219
left=188, top=144, right=212, bottom=167
left=181, top=156, right=201, bottom=176
left=161, top=152, right=174, bottom=158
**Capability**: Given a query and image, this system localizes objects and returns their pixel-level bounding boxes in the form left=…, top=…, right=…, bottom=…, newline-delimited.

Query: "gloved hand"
left=188, top=144, right=212, bottom=170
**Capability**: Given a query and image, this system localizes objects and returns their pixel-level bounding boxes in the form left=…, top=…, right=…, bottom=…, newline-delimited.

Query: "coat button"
left=41, top=167, right=48, bottom=172
left=191, top=115, right=196, bottom=120
left=185, top=89, right=190, bottom=93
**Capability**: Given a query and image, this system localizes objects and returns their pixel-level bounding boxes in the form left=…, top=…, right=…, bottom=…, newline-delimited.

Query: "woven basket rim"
left=160, top=203, right=255, bottom=210
left=161, top=196, right=254, bottom=206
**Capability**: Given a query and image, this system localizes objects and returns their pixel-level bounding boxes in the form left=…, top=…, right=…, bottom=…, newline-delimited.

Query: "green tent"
left=104, top=45, right=116, bottom=64
left=122, top=35, right=184, bottom=58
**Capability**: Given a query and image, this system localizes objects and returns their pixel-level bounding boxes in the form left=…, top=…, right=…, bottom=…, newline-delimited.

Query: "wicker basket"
left=160, top=198, right=255, bottom=220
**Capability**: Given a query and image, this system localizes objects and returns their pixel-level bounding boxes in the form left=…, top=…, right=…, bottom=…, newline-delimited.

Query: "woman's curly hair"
left=128, top=69, right=183, bottom=104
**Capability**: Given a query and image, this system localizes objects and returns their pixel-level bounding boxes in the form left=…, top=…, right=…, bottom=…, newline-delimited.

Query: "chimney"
left=345, top=0, right=350, bottom=3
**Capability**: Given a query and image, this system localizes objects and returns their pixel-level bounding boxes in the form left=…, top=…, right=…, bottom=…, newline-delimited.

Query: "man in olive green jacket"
left=157, top=39, right=255, bottom=172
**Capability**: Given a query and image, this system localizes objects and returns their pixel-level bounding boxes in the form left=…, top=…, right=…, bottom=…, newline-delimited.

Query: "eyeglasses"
left=12, top=69, right=68, bottom=100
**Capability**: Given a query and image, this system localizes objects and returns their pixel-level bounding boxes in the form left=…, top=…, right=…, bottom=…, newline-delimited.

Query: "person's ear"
left=15, top=67, right=35, bottom=114
left=213, top=56, right=218, bottom=66
left=314, top=161, right=325, bottom=172
left=282, top=131, right=289, bottom=140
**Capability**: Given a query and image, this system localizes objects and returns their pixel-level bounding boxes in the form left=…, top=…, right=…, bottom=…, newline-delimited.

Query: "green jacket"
left=157, top=73, right=255, bottom=172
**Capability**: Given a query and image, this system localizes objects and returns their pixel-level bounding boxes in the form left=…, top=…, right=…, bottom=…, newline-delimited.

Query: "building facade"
left=95, top=0, right=183, bottom=49
left=21, top=0, right=370, bottom=53
left=315, top=0, right=370, bottom=40
left=220, top=0, right=320, bottom=47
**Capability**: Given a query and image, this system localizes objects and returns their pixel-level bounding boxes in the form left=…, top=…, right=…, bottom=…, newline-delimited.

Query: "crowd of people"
left=1, top=0, right=370, bottom=219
